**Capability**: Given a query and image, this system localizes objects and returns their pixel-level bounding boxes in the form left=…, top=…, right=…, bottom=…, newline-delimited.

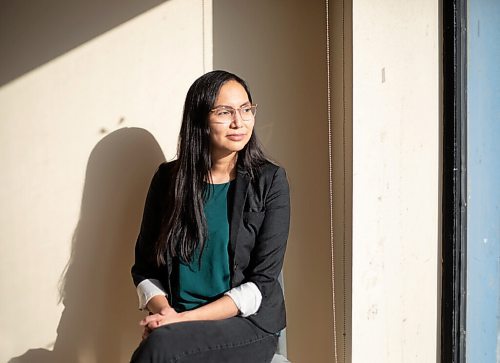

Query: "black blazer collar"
left=229, top=166, right=250, bottom=255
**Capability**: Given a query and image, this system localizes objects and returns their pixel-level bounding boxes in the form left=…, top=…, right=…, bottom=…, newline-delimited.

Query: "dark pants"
left=130, top=317, right=278, bottom=363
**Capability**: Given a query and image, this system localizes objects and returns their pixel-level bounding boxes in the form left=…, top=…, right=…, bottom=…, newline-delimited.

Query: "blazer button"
left=233, top=264, right=238, bottom=271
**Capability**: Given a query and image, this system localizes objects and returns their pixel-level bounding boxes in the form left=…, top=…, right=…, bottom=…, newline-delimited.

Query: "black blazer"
left=131, top=160, right=290, bottom=334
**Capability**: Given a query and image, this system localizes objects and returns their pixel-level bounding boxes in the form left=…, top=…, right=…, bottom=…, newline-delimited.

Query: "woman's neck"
left=210, top=152, right=237, bottom=184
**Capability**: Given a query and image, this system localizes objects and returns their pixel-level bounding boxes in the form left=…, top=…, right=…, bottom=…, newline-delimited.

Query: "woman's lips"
left=226, top=134, right=246, bottom=141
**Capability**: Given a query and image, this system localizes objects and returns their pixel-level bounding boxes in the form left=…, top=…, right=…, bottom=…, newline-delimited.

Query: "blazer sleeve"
left=131, top=166, right=166, bottom=287
left=246, top=167, right=290, bottom=326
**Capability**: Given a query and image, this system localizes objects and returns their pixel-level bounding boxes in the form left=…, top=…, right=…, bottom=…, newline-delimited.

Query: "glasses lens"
left=239, top=105, right=257, bottom=120
left=212, top=107, right=233, bottom=123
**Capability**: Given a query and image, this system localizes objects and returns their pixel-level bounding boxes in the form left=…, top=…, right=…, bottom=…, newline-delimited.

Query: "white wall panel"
left=352, top=1, right=440, bottom=361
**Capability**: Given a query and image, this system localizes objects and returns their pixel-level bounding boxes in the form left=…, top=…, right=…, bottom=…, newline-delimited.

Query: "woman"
left=131, top=70, right=290, bottom=363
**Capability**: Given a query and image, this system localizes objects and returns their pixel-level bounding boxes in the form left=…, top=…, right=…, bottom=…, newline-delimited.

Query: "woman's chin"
left=217, top=143, right=248, bottom=154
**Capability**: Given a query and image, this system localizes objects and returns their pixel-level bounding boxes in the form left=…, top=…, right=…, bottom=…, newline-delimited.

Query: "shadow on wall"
left=9, top=128, right=166, bottom=363
left=0, top=0, right=168, bottom=86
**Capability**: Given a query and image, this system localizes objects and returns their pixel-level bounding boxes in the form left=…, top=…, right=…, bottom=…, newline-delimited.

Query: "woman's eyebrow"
left=213, top=102, right=251, bottom=108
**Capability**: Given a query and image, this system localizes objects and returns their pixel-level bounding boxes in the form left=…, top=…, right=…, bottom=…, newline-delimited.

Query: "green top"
left=171, top=181, right=234, bottom=311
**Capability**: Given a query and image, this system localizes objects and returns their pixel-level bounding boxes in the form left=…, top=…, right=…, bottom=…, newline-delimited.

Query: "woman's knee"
left=131, top=327, right=178, bottom=363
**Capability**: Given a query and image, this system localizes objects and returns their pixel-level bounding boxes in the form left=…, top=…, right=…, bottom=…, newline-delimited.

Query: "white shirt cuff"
left=136, top=279, right=167, bottom=310
left=224, top=282, right=262, bottom=317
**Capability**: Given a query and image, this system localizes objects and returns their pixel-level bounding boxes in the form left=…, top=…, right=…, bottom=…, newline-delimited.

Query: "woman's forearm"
left=146, top=295, right=171, bottom=314
left=181, top=295, right=239, bottom=322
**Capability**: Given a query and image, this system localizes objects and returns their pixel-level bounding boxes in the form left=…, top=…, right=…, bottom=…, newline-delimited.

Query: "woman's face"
left=208, top=80, right=255, bottom=158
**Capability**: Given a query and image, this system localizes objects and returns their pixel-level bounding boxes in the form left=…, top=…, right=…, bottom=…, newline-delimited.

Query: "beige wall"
left=352, top=0, right=440, bottom=362
left=0, top=1, right=212, bottom=362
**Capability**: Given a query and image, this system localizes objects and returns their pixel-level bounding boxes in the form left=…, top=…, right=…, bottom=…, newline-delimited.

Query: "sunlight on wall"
left=352, top=0, right=439, bottom=361
left=0, top=1, right=212, bottom=362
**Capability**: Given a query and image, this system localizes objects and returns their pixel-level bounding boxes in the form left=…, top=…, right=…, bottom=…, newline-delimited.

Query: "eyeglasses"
left=209, top=104, right=257, bottom=124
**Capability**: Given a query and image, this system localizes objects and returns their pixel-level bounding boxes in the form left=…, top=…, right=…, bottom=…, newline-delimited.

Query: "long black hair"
left=155, top=70, right=267, bottom=265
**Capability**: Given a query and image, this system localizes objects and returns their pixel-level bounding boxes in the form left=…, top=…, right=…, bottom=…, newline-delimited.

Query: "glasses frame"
left=209, top=104, right=258, bottom=124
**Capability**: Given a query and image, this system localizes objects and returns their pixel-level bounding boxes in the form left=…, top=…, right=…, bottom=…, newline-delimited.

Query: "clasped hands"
left=140, top=306, right=186, bottom=340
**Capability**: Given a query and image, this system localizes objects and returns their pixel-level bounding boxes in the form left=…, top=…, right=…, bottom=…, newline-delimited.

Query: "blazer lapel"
left=229, top=167, right=250, bottom=257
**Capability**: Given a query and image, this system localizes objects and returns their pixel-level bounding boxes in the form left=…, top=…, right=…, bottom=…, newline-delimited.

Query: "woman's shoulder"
left=261, top=159, right=286, bottom=173
left=148, top=160, right=178, bottom=188
left=157, top=160, right=178, bottom=175
left=253, top=160, right=287, bottom=182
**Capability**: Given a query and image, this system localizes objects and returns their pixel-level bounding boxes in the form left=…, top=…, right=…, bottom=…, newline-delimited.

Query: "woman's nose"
left=230, top=112, right=244, bottom=128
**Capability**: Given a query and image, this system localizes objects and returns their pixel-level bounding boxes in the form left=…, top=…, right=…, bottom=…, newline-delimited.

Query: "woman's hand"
left=140, top=295, right=179, bottom=339
left=139, top=295, right=239, bottom=339
left=139, top=306, right=187, bottom=338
